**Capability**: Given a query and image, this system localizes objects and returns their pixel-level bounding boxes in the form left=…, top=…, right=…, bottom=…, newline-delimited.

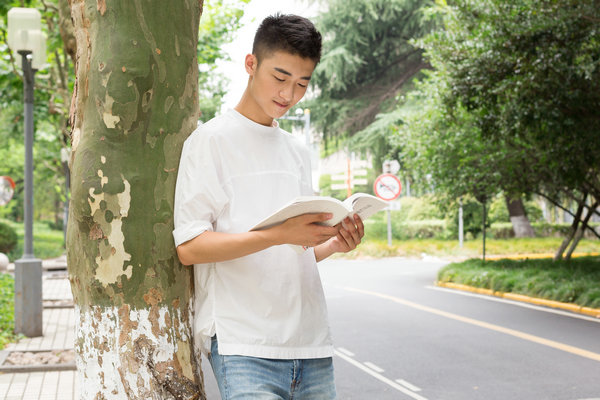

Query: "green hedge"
left=0, top=273, right=18, bottom=349
left=438, top=257, right=600, bottom=308
left=365, top=214, right=600, bottom=241
left=365, top=217, right=447, bottom=241
left=0, top=222, right=17, bottom=254
left=490, top=222, right=600, bottom=239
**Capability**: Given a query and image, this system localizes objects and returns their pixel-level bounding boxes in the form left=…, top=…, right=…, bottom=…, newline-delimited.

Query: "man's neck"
left=235, top=90, right=274, bottom=127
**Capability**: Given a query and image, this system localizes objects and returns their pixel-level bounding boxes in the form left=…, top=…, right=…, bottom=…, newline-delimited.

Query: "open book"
left=250, top=193, right=388, bottom=233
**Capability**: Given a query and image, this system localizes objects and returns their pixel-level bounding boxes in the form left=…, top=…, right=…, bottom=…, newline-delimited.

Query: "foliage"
left=396, top=0, right=600, bottom=257
left=488, top=195, right=543, bottom=224
left=0, top=0, right=250, bottom=227
left=197, top=0, right=250, bottom=122
left=1, top=218, right=63, bottom=260
left=438, top=257, right=600, bottom=308
left=336, top=236, right=600, bottom=260
left=490, top=222, right=600, bottom=240
left=310, top=0, right=437, bottom=165
left=0, top=220, right=17, bottom=254
left=0, top=0, right=72, bottom=225
left=0, top=273, right=20, bottom=349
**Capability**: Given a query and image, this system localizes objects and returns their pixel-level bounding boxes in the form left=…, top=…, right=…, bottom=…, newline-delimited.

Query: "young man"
left=173, top=14, right=364, bottom=399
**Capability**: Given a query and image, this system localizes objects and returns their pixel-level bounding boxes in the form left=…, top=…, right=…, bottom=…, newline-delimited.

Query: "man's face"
left=244, top=50, right=316, bottom=125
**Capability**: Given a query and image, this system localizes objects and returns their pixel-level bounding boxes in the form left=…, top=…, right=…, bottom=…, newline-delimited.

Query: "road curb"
left=436, top=281, right=600, bottom=319
left=484, top=252, right=600, bottom=260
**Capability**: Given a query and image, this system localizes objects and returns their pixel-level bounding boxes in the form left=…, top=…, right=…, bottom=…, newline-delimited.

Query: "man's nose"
left=279, top=83, right=294, bottom=102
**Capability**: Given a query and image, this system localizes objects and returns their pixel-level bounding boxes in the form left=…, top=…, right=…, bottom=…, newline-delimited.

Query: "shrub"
left=406, top=195, right=445, bottom=221
left=0, top=222, right=17, bottom=255
left=364, top=215, right=447, bottom=241
left=444, top=196, right=488, bottom=239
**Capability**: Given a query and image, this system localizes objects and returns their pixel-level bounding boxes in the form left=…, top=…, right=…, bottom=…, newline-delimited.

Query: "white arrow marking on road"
left=334, top=349, right=428, bottom=400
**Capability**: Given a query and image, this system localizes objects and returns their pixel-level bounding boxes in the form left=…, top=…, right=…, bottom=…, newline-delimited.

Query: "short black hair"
left=252, top=14, right=322, bottom=65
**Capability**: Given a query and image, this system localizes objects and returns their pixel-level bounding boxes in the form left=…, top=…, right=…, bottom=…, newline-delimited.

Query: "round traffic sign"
left=373, top=174, right=402, bottom=201
left=0, top=176, right=15, bottom=206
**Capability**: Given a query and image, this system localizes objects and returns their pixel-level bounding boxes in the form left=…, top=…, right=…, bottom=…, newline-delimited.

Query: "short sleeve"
left=173, top=130, right=229, bottom=247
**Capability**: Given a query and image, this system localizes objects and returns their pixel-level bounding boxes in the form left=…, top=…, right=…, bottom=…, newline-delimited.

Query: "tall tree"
left=67, top=0, right=204, bottom=397
left=309, top=0, right=436, bottom=160
left=400, top=0, right=600, bottom=256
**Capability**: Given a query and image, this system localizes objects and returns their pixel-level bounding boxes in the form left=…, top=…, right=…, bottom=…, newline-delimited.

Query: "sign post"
left=374, top=173, right=402, bottom=246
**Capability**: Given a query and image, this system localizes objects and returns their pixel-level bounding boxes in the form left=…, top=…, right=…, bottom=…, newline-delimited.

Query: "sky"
left=217, top=0, right=322, bottom=111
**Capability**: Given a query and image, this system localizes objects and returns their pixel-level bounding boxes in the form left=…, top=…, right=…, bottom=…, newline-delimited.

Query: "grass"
left=0, top=273, right=23, bottom=349
left=337, top=237, right=600, bottom=260
left=437, top=257, right=600, bottom=308
left=0, top=219, right=64, bottom=261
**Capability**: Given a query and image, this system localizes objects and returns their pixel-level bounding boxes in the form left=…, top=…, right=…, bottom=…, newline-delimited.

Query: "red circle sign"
left=373, top=174, right=402, bottom=201
left=0, top=176, right=16, bottom=206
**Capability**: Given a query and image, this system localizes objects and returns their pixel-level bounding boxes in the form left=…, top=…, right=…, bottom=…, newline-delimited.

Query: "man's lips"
left=274, top=100, right=289, bottom=108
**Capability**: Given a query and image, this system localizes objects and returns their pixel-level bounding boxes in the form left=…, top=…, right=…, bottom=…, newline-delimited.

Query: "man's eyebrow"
left=274, top=67, right=311, bottom=81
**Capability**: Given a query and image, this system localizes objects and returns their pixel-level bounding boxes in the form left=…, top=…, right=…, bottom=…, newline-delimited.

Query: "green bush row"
left=0, top=222, right=17, bottom=255
left=364, top=213, right=599, bottom=241
left=438, top=257, right=600, bottom=308
left=489, top=222, right=600, bottom=239
left=0, top=273, right=19, bottom=349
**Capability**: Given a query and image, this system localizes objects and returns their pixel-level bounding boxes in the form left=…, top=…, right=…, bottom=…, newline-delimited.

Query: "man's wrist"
left=314, top=240, right=335, bottom=262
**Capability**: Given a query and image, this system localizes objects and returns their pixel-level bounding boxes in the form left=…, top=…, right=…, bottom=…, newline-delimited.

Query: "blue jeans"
left=208, top=336, right=336, bottom=400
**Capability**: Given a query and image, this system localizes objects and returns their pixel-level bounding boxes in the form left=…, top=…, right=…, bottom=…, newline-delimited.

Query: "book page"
left=250, top=196, right=351, bottom=231
left=343, top=193, right=388, bottom=221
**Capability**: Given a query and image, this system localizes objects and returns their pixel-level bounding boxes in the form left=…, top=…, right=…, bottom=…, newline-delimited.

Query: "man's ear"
left=244, top=54, right=258, bottom=76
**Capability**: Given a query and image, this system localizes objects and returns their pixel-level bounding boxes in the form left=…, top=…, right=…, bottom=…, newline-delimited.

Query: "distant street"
left=202, top=257, right=600, bottom=399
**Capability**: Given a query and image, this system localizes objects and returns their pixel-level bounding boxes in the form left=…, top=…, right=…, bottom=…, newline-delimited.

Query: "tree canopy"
left=396, top=0, right=600, bottom=257
left=309, top=0, right=437, bottom=154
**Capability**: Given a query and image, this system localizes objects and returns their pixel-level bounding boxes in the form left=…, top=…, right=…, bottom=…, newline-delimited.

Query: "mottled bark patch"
left=75, top=305, right=204, bottom=399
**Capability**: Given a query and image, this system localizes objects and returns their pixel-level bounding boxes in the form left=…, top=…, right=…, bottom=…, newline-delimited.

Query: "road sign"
left=374, top=174, right=402, bottom=201
left=383, top=159, right=400, bottom=175
left=0, top=176, right=15, bottom=206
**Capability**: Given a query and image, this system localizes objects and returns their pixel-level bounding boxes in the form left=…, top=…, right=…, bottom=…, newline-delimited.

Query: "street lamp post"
left=280, top=108, right=311, bottom=147
left=7, top=7, right=47, bottom=337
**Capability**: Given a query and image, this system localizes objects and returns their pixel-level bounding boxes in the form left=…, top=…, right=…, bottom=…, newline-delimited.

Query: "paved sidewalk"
left=0, top=258, right=78, bottom=400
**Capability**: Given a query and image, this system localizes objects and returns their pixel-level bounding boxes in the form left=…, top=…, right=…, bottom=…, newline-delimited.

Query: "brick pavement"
left=0, top=261, right=79, bottom=400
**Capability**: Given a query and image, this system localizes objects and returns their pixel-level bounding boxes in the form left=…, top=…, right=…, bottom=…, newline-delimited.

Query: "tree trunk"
left=505, top=196, right=535, bottom=238
left=554, top=197, right=586, bottom=261
left=58, top=0, right=77, bottom=64
left=66, top=0, right=204, bottom=398
left=564, top=201, right=599, bottom=261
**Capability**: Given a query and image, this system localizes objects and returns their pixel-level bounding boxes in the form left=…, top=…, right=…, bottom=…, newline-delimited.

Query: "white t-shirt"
left=173, top=109, right=333, bottom=359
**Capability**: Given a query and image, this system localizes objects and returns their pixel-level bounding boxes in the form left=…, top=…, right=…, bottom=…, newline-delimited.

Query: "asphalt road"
left=201, top=257, right=600, bottom=400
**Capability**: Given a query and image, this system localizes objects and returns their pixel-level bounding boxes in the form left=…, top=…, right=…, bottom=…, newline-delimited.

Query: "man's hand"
left=314, top=214, right=364, bottom=261
left=272, top=213, right=340, bottom=248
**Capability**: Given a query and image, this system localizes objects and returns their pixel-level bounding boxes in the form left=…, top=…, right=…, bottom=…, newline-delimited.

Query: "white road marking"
left=334, top=349, right=428, bottom=400
left=336, top=347, right=355, bottom=357
left=396, top=379, right=422, bottom=392
left=426, top=285, right=600, bottom=323
left=363, top=361, right=385, bottom=373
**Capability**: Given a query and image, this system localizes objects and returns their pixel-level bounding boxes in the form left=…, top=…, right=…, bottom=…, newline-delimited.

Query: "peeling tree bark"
left=66, top=0, right=205, bottom=398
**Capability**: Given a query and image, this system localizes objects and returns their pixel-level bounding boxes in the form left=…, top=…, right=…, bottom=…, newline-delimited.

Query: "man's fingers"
left=338, top=228, right=356, bottom=250
left=353, top=214, right=365, bottom=238
left=301, top=212, right=333, bottom=223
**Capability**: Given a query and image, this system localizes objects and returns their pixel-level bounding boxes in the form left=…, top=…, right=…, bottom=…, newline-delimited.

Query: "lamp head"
left=7, top=8, right=46, bottom=70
